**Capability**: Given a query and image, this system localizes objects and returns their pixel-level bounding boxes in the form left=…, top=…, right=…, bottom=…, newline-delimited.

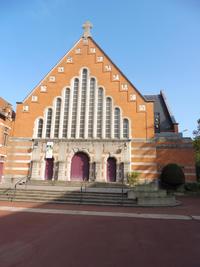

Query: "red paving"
left=0, top=196, right=200, bottom=215
left=0, top=196, right=200, bottom=267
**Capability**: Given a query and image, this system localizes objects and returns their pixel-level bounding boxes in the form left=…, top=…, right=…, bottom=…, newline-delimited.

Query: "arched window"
left=71, top=78, right=79, bottom=138
left=114, top=107, right=120, bottom=138
left=54, top=98, right=62, bottom=138
left=97, top=87, right=103, bottom=138
left=62, top=88, right=70, bottom=138
left=37, top=118, right=43, bottom=138
left=106, top=97, right=112, bottom=138
left=123, top=118, right=129, bottom=138
left=45, top=108, right=52, bottom=138
left=88, top=78, right=95, bottom=138
left=79, top=69, right=88, bottom=138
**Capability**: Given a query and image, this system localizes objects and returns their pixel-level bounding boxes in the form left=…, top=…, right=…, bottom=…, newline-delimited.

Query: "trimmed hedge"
left=160, top=163, right=185, bottom=188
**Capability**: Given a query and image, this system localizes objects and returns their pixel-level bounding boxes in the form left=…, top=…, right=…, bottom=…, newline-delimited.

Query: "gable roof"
left=22, top=36, right=153, bottom=104
left=144, top=91, right=178, bottom=132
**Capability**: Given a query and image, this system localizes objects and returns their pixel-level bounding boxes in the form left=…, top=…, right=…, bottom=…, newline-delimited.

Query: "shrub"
left=184, top=182, right=200, bottom=192
left=160, top=163, right=185, bottom=189
left=127, top=171, right=140, bottom=186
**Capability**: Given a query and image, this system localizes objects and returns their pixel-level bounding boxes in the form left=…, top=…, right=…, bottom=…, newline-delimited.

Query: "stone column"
left=57, top=161, right=66, bottom=181
left=123, top=162, right=130, bottom=183
left=95, top=162, right=103, bottom=182
left=31, top=160, right=41, bottom=180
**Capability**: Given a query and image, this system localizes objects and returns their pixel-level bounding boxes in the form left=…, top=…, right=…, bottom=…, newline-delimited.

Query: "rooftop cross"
left=82, top=21, right=93, bottom=38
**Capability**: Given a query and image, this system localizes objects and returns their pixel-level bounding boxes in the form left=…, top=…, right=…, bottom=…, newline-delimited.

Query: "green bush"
left=196, top=163, right=200, bottom=181
left=160, top=163, right=185, bottom=189
left=127, top=171, right=140, bottom=186
left=184, top=182, right=200, bottom=192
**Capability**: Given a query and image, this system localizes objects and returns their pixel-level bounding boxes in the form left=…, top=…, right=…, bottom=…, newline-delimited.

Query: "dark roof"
left=144, top=91, right=178, bottom=132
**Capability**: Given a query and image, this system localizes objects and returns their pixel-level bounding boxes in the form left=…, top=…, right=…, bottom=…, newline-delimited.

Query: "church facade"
left=2, top=22, right=196, bottom=184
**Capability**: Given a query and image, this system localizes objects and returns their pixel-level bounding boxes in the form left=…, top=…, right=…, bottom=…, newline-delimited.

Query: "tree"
left=193, top=119, right=200, bottom=180
left=193, top=118, right=200, bottom=138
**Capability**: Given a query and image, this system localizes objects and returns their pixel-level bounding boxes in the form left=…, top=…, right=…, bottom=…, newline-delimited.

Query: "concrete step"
left=137, top=195, right=178, bottom=206
left=0, top=194, right=129, bottom=202
left=0, top=188, right=135, bottom=206
left=27, top=180, right=127, bottom=188
left=128, top=190, right=167, bottom=199
left=0, top=190, right=126, bottom=198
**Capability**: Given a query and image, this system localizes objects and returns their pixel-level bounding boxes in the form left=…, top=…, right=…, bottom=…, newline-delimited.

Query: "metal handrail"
left=80, top=179, right=87, bottom=204
left=1, top=177, right=29, bottom=202
left=11, top=176, right=29, bottom=202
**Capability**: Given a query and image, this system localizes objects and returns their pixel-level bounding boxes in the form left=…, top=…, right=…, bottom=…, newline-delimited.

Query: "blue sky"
left=0, top=0, right=199, bottom=137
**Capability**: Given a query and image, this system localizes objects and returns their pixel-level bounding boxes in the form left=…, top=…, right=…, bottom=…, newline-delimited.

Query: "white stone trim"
left=7, top=153, right=31, bottom=156
left=40, top=85, right=47, bottom=92
left=54, top=96, right=62, bottom=138
left=93, top=79, right=98, bottom=138
left=6, top=160, right=30, bottom=163
left=67, top=78, right=76, bottom=138
left=23, top=38, right=82, bottom=103
left=134, top=170, right=158, bottom=174
left=76, top=70, right=83, bottom=138
left=49, top=76, right=56, bottom=82
left=131, top=162, right=157, bottom=166
left=33, top=117, right=43, bottom=138
left=43, top=106, right=53, bottom=138
left=113, top=105, right=122, bottom=139
left=101, top=87, right=106, bottom=139
left=59, top=91, right=65, bottom=138
left=131, top=147, right=156, bottom=151
left=58, top=66, right=64, bottom=73
left=84, top=76, right=90, bottom=138
left=31, top=95, right=38, bottom=102
left=123, top=117, right=131, bottom=139
left=5, top=167, right=29, bottom=171
left=132, top=155, right=156, bottom=158
left=7, top=146, right=32, bottom=149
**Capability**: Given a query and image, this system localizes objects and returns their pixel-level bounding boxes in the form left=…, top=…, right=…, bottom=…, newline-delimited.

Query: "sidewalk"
left=0, top=196, right=199, bottom=219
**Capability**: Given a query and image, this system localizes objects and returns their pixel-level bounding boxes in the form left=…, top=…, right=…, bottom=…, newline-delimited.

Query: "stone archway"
left=70, top=152, right=89, bottom=181
left=107, top=157, right=117, bottom=182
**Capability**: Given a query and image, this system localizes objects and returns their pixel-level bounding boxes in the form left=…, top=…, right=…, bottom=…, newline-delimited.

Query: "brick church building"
left=1, top=22, right=196, bottom=184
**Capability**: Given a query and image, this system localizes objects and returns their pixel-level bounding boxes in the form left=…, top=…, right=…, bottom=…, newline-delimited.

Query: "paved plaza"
left=0, top=196, right=199, bottom=267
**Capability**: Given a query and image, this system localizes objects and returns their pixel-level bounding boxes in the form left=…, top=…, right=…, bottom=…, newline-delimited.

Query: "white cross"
left=82, top=21, right=93, bottom=38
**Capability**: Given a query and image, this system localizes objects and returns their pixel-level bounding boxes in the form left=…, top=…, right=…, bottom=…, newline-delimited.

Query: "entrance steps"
left=0, top=180, right=179, bottom=207
left=0, top=188, right=135, bottom=206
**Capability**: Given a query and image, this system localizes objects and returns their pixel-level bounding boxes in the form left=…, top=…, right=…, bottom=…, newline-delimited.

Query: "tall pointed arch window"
left=88, top=78, right=95, bottom=138
left=37, top=118, right=43, bottom=138
left=114, top=107, right=121, bottom=139
left=62, top=88, right=70, bottom=138
left=97, top=87, right=103, bottom=138
left=123, top=118, right=129, bottom=138
left=54, top=98, right=62, bottom=138
left=45, top=108, right=52, bottom=138
left=106, top=97, right=112, bottom=138
left=79, top=69, right=88, bottom=138
left=71, top=78, right=79, bottom=138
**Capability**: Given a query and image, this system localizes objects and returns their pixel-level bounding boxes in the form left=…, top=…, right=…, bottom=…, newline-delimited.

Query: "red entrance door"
left=45, top=158, right=54, bottom=180
left=0, top=162, right=3, bottom=182
left=107, top=157, right=116, bottom=182
left=71, top=152, right=89, bottom=181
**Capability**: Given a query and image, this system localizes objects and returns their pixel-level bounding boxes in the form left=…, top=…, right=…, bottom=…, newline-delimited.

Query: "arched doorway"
left=45, top=158, right=54, bottom=180
left=71, top=152, right=89, bottom=181
left=107, top=157, right=116, bottom=182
